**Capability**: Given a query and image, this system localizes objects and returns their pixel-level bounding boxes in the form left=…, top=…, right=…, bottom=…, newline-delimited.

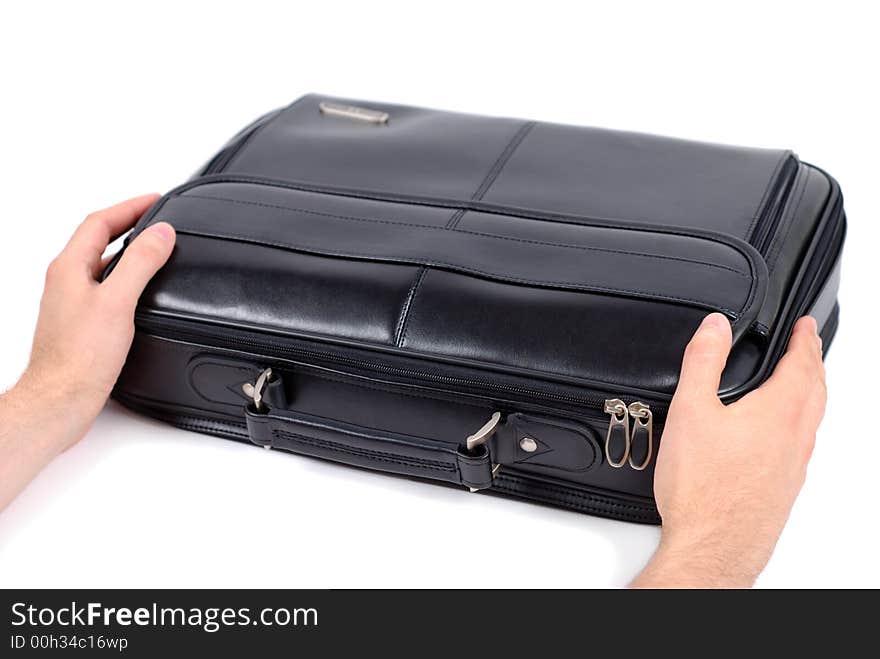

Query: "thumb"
left=102, top=222, right=176, bottom=305
left=675, top=312, right=733, bottom=400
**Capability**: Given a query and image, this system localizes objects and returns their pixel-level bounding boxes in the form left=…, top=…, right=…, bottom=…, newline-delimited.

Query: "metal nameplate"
left=318, top=101, right=389, bottom=125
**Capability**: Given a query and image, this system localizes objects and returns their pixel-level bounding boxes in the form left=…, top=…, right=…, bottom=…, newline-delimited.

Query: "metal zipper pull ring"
left=627, top=402, right=653, bottom=471
left=242, top=367, right=274, bottom=411
left=604, top=399, right=630, bottom=468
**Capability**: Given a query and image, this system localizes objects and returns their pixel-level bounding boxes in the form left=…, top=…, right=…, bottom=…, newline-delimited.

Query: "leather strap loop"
left=491, top=413, right=601, bottom=473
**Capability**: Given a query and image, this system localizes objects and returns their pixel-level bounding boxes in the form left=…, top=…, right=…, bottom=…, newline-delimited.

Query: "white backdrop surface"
left=0, top=1, right=877, bottom=588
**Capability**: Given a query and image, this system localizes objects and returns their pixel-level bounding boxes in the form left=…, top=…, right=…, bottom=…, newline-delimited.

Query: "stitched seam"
left=394, top=267, right=428, bottom=348
left=744, top=150, right=790, bottom=243
left=172, top=193, right=751, bottom=278
left=492, top=481, right=658, bottom=519
left=446, top=121, right=534, bottom=229
left=119, top=402, right=250, bottom=438
left=444, top=209, right=466, bottom=229
left=492, top=488, right=658, bottom=521
left=738, top=239, right=761, bottom=327
left=472, top=122, right=535, bottom=201
left=175, top=419, right=249, bottom=438
left=133, top=329, right=598, bottom=411
left=177, top=172, right=770, bottom=255
left=494, top=474, right=657, bottom=513
left=304, top=367, right=490, bottom=410
left=168, top=227, right=742, bottom=316
left=447, top=121, right=533, bottom=229
left=273, top=429, right=456, bottom=472
left=768, top=169, right=811, bottom=274
left=471, top=121, right=535, bottom=200
left=491, top=482, right=659, bottom=521
left=169, top=172, right=768, bottom=291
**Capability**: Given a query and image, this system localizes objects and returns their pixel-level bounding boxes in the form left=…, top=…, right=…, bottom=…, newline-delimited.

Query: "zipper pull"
left=627, top=402, right=653, bottom=471
left=604, top=399, right=630, bottom=468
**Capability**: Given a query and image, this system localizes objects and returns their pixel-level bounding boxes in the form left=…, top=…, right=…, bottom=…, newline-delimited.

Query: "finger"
left=786, top=316, right=822, bottom=370
left=102, top=222, right=176, bottom=306
left=764, top=316, right=824, bottom=397
left=799, top=315, right=822, bottom=360
left=674, top=312, right=733, bottom=401
left=65, top=193, right=160, bottom=273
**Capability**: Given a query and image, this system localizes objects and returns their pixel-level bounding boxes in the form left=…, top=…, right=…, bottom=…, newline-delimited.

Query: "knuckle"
left=44, top=256, right=66, bottom=283
left=83, top=211, right=105, bottom=229
left=812, top=380, right=828, bottom=409
left=789, top=351, right=816, bottom=378
left=798, top=360, right=815, bottom=382
left=131, top=232, right=166, bottom=261
left=799, top=434, right=817, bottom=465
left=781, top=403, right=802, bottom=424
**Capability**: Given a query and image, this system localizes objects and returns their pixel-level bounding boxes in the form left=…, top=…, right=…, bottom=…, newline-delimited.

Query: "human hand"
left=0, top=194, right=174, bottom=510
left=630, top=313, right=826, bottom=588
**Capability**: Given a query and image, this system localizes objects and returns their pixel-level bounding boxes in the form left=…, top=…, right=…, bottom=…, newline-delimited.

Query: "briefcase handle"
left=243, top=370, right=499, bottom=491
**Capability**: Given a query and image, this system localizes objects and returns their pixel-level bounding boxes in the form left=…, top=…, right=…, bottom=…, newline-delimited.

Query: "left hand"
left=19, top=194, right=176, bottom=450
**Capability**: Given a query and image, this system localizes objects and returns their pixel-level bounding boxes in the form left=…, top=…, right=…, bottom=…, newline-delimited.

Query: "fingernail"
left=148, top=222, right=175, bottom=242
left=817, top=334, right=823, bottom=351
left=700, top=312, right=729, bottom=333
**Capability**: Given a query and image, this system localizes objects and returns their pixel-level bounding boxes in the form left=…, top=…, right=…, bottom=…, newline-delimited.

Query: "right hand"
left=630, top=313, right=826, bottom=588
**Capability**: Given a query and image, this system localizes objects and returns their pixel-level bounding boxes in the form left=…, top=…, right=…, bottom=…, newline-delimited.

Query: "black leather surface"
left=127, top=94, right=832, bottom=395
left=111, top=93, right=846, bottom=523
left=245, top=406, right=494, bottom=490
left=481, top=122, right=796, bottom=237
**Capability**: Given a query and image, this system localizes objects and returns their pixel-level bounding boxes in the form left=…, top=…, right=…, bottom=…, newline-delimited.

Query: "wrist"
left=10, top=367, right=102, bottom=456
left=631, top=526, right=764, bottom=589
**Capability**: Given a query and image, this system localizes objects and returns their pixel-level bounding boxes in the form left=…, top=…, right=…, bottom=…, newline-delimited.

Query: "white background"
left=0, top=1, right=877, bottom=588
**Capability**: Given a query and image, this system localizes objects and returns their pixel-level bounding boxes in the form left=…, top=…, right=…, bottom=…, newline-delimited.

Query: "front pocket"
left=132, top=178, right=768, bottom=395
left=149, top=180, right=766, bottom=324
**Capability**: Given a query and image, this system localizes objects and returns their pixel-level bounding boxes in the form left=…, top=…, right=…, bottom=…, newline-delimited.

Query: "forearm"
left=0, top=373, right=96, bottom=511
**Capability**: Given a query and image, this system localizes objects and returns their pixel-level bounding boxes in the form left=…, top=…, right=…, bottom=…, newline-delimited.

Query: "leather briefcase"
left=109, top=95, right=846, bottom=523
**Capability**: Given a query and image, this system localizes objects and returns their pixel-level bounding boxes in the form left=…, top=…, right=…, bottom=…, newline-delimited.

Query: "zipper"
left=141, top=312, right=661, bottom=472
left=135, top=314, right=669, bottom=417
left=201, top=108, right=283, bottom=175
left=750, top=156, right=800, bottom=255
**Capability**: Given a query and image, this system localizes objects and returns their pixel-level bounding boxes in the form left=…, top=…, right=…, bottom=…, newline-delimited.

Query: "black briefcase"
left=109, top=95, right=845, bottom=523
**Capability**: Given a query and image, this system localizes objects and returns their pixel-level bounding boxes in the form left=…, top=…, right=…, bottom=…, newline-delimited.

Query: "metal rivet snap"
left=520, top=437, right=538, bottom=453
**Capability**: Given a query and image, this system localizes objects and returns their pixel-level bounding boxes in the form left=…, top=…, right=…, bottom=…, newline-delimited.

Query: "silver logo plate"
left=318, top=101, right=389, bottom=125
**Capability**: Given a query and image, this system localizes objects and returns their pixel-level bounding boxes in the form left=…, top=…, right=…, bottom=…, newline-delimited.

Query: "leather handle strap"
left=245, top=406, right=494, bottom=490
